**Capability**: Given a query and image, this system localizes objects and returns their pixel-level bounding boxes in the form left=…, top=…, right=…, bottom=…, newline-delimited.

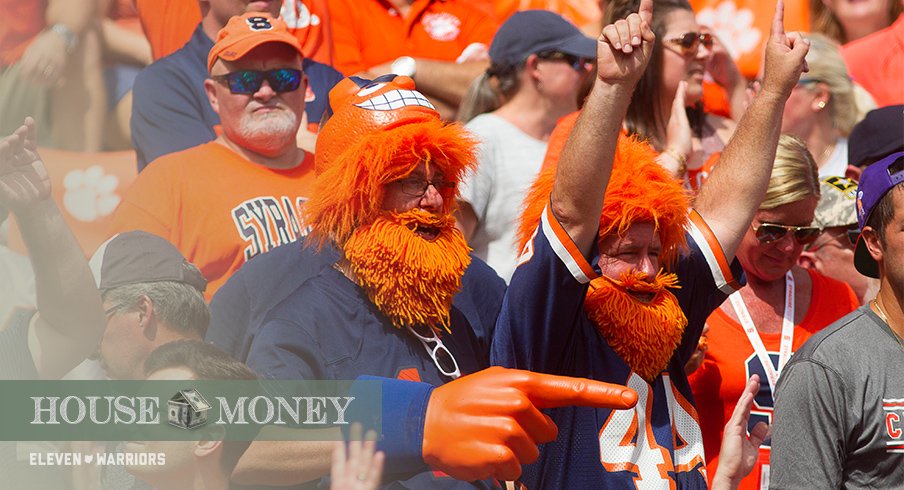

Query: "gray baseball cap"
left=813, top=176, right=858, bottom=229
left=89, top=231, right=207, bottom=293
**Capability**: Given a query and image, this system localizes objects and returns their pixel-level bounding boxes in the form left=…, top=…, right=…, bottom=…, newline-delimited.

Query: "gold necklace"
left=872, top=299, right=904, bottom=351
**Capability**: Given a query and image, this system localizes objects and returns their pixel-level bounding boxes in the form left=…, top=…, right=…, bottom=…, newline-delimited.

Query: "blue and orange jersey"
left=492, top=204, right=742, bottom=489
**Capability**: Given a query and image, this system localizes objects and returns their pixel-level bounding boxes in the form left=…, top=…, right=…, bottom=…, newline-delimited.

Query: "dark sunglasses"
left=665, top=32, right=714, bottom=57
left=752, top=222, right=823, bottom=245
left=536, top=51, right=592, bottom=71
left=211, top=68, right=302, bottom=94
left=845, top=227, right=860, bottom=246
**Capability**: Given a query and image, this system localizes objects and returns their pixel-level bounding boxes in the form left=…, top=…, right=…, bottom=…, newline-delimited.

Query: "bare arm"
left=694, top=0, right=809, bottom=261
left=408, top=59, right=488, bottom=107
left=19, top=0, right=100, bottom=84
left=551, top=0, right=655, bottom=256
left=0, top=119, right=105, bottom=379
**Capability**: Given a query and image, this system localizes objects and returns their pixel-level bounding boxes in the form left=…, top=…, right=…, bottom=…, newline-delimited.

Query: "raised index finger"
left=771, top=0, right=786, bottom=39
left=638, top=0, right=653, bottom=26
left=520, top=372, right=638, bottom=410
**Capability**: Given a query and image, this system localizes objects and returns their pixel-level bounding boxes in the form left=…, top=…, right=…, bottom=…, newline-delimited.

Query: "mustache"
left=591, top=269, right=681, bottom=297
left=387, top=208, right=456, bottom=229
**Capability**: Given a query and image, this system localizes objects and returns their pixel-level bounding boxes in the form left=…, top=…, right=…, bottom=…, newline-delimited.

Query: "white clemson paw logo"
left=281, top=0, right=320, bottom=28
left=62, top=166, right=121, bottom=222
left=696, top=1, right=762, bottom=60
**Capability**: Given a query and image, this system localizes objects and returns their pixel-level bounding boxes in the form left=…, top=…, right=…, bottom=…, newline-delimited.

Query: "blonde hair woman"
left=780, top=34, right=873, bottom=177
left=688, top=134, right=860, bottom=490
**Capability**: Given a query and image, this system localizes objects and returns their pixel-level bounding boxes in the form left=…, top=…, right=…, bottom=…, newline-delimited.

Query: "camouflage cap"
left=814, top=176, right=858, bottom=229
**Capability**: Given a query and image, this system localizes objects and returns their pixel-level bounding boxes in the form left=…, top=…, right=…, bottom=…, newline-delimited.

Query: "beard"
left=584, top=270, right=688, bottom=382
left=343, top=209, right=471, bottom=333
left=232, top=108, right=298, bottom=156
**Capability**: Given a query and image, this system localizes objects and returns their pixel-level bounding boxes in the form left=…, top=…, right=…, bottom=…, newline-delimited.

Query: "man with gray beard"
left=109, top=12, right=316, bottom=300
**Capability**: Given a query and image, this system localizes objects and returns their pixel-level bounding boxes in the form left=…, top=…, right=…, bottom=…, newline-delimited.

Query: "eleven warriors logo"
left=422, top=12, right=461, bottom=42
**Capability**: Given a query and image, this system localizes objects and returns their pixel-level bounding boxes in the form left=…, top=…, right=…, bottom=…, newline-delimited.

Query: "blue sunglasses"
left=211, top=68, right=302, bottom=94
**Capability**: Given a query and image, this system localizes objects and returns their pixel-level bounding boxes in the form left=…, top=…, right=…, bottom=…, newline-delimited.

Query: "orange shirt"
left=327, top=0, right=497, bottom=75
left=108, top=142, right=316, bottom=300
left=842, top=14, right=904, bottom=107
left=0, top=0, right=46, bottom=67
left=135, top=0, right=333, bottom=64
left=691, top=0, right=810, bottom=80
left=688, top=269, right=859, bottom=490
left=491, top=0, right=602, bottom=27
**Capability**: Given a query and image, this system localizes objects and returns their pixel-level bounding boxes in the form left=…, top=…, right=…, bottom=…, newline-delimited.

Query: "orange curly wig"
left=517, top=123, right=690, bottom=267
left=304, top=76, right=478, bottom=248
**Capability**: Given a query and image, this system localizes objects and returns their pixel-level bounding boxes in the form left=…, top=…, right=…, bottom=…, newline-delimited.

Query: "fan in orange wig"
left=518, top=114, right=692, bottom=381
left=304, top=75, right=478, bottom=332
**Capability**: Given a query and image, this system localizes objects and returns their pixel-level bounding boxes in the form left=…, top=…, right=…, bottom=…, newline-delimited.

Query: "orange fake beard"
left=585, top=270, right=688, bottom=382
left=343, top=209, right=471, bottom=333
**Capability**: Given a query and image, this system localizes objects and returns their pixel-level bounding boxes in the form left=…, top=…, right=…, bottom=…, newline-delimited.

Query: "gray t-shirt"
left=770, top=306, right=904, bottom=489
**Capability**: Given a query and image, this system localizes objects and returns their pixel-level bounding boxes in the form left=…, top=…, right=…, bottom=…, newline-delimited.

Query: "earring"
left=817, top=101, right=826, bottom=109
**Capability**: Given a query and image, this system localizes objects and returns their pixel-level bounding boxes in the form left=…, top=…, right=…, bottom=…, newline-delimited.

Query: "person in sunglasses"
left=770, top=151, right=904, bottom=489
left=604, top=0, right=737, bottom=184
left=455, top=10, right=596, bottom=283
left=109, top=13, right=317, bottom=300
left=130, top=0, right=344, bottom=172
left=687, top=134, right=859, bottom=489
left=798, top=176, right=880, bottom=305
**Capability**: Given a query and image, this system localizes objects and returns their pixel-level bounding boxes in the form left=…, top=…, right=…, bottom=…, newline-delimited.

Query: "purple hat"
left=853, top=152, right=904, bottom=278
left=89, top=231, right=207, bottom=293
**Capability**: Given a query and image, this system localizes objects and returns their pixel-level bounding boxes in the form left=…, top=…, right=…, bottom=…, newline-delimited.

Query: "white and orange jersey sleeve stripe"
left=540, top=203, right=599, bottom=284
left=686, top=209, right=740, bottom=294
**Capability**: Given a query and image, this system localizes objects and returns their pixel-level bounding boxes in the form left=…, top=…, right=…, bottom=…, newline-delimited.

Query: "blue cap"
left=853, top=151, right=904, bottom=278
left=488, top=10, right=596, bottom=66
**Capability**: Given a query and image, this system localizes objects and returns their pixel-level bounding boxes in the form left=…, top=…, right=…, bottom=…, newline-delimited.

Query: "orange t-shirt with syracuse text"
left=327, top=0, right=498, bottom=75
left=0, top=0, right=46, bottom=67
left=691, top=0, right=809, bottom=80
left=688, top=269, right=859, bottom=490
left=107, top=142, right=316, bottom=299
left=135, top=0, right=333, bottom=64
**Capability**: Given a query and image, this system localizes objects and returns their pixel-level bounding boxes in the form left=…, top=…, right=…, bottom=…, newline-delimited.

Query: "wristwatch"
left=390, top=56, right=417, bottom=78
left=49, top=23, right=78, bottom=53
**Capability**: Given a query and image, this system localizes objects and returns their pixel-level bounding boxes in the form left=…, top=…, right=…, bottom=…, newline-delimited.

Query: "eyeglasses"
left=211, top=68, right=302, bottom=94
left=392, top=177, right=456, bottom=199
left=752, top=222, right=823, bottom=245
left=664, top=32, right=714, bottom=57
left=536, top=51, right=592, bottom=71
left=406, top=324, right=461, bottom=380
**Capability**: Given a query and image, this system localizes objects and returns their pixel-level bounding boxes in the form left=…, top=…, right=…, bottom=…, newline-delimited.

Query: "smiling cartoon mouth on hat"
left=354, top=89, right=436, bottom=111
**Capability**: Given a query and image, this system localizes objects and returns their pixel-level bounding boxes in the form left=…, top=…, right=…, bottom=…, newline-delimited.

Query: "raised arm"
left=0, top=119, right=105, bottom=379
left=694, top=0, right=810, bottom=260
left=550, top=0, right=655, bottom=256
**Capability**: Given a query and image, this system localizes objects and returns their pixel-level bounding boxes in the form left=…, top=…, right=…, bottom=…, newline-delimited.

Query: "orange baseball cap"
left=207, top=12, right=304, bottom=73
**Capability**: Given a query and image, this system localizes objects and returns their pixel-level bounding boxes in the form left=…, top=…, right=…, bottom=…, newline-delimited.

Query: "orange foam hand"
left=421, top=366, right=638, bottom=482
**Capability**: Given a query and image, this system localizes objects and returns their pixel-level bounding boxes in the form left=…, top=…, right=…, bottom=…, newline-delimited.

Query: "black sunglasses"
left=211, top=68, right=302, bottom=94
left=752, top=222, right=823, bottom=245
left=665, top=32, right=714, bottom=57
left=536, top=51, right=592, bottom=71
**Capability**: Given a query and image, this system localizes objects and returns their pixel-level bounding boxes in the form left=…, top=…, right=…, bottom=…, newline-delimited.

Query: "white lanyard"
left=728, top=271, right=795, bottom=395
